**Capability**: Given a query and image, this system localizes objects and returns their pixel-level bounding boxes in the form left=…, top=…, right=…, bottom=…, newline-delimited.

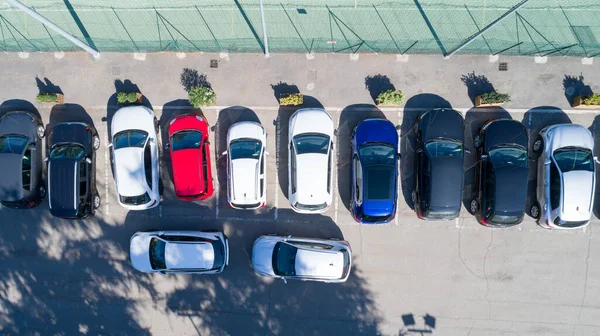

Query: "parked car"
left=412, top=108, right=465, bottom=220
left=288, top=108, right=334, bottom=213
left=223, top=121, right=267, bottom=209
left=470, top=119, right=528, bottom=227
left=530, top=124, right=597, bottom=229
left=0, top=111, right=46, bottom=208
left=167, top=113, right=213, bottom=201
left=46, top=122, right=101, bottom=218
left=130, top=230, right=229, bottom=274
left=351, top=118, right=399, bottom=224
left=252, top=235, right=352, bottom=283
left=110, top=106, right=160, bottom=210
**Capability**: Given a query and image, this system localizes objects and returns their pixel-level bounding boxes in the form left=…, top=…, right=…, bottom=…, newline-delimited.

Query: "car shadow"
left=400, top=94, right=451, bottom=209
left=337, top=104, right=386, bottom=211
left=462, top=107, right=512, bottom=213
left=0, top=99, right=41, bottom=120
left=589, top=116, right=600, bottom=219
left=521, top=106, right=571, bottom=217
left=276, top=95, right=323, bottom=200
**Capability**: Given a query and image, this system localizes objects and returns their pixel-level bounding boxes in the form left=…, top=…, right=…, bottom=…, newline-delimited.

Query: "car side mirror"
left=481, top=154, right=488, bottom=160
left=284, top=235, right=291, bottom=241
left=44, top=157, right=48, bottom=162
left=265, top=151, right=270, bottom=156
left=416, top=148, right=423, bottom=153
left=544, top=160, right=551, bottom=165
left=464, top=149, right=471, bottom=154
left=595, top=156, right=600, bottom=165
left=164, top=143, right=170, bottom=150
left=221, top=150, right=227, bottom=156
left=282, top=277, right=287, bottom=284
left=107, top=143, right=113, bottom=148
left=86, top=158, right=92, bottom=164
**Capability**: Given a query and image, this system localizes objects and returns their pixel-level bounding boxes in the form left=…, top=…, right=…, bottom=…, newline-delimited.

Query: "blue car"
left=351, top=119, right=399, bottom=224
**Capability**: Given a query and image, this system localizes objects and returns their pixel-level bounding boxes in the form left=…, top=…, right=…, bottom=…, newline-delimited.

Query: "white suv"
left=288, top=108, right=334, bottom=213
left=531, top=124, right=597, bottom=229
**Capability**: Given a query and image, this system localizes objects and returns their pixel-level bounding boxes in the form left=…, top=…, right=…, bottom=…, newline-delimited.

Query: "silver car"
left=252, top=235, right=352, bottom=283
left=530, top=124, right=598, bottom=229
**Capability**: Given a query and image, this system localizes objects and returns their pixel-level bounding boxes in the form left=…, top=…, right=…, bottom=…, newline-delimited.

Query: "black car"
left=470, top=119, right=528, bottom=227
left=412, top=108, right=465, bottom=220
left=47, top=122, right=101, bottom=218
left=0, top=111, right=46, bottom=208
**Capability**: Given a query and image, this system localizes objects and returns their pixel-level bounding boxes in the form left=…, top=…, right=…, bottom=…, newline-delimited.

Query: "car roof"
left=114, top=147, right=148, bottom=197
left=49, top=159, right=79, bottom=216
left=490, top=165, right=528, bottom=214
left=561, top=170, right=594, bottom=221
left=428, top=156, right=463, bottom=210
left=231, top=158, right=259, bottom=203
left=0, top=153, right=25, bottom=201
left=294, top=248, right=344, bottom=279
left=165, top=242, right=215, bottom=270
left=294, top=153, right=329, bottom=204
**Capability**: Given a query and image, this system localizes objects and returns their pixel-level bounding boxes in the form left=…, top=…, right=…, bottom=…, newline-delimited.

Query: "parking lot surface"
left=1, top=52, right=600, bottom=335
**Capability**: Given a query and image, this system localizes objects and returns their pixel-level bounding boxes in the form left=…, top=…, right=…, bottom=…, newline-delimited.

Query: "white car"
left=251, top=235, right=352, bottom=283
left=288, top=108, right=334, bottom=213
left=130, top=230, right=229, bottom=274
left=531, top=124, right=597, bottom=229
left=224, top=121, right=267, bottom=209
left=110, top=106, right=160, bottom=210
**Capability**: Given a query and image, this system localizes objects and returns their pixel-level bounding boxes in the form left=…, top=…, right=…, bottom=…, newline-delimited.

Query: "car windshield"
left=358, top=143, right=396, bottom=166
left=171, top=130, right=202, bottom=151
left=0, top=135, right=28, bottom=154
left=489, top=146, right=527, bottom=168
left=49, top=144, right=85, bottom=160
left=113, top=130, right=148, bottom=149
left=230, top=139, right=261, bottom=160
left=119, top=192, right=151, bottom=205
left=272, top=242, right=297, bottom=276
left=553, top=147, right=594, bottom=173
left=293, top=133, right=330, bottom=155
left=364, top=165, right=394, bottom=200
left=149, top=238, right=167, bottom=270
left=425, top=140, right=463, bottom=158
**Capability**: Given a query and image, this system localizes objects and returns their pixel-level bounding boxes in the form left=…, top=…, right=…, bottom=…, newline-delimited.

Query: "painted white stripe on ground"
left=214, top=109, right=220, bottom=219
left=274, top=114, right=280, bottom=220
left=334, top=114, right=340, bottom=224
left=103, top=123, right=110, bottom=216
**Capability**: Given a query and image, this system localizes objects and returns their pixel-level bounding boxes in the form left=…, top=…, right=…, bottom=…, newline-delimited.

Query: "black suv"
left=47, top=122, right=101, bottom=218
left=412, top=108, right=465, bottom=220
left=0, top=111, right=46, bottom=208
left=470, top=119, right=528, bottom=227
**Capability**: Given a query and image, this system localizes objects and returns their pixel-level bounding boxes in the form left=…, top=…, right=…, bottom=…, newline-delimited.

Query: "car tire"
left=473, top=134, right=482, bottom=149
left=93, top=194, right=101, bottom=209
left=92, top=135, right=100, bottom=150
left=470, top=199, right=478, bottom=213
left=532, top=136, right=543, bottom=156
left=39, top=185, right=46, bottom=198
left=36, top=125, right=45, bottom=139
left=154, top=118, right=160, bottom=134
left=530, top=202, right=541, bottom=219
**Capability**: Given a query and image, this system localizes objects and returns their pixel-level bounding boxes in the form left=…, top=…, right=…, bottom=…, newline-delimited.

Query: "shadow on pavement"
left=0, top=99, right=40, bottom=120
left=460, top=72, right=494, bottom=105
left=364, top=74, right=395, bottom=103
left=562, top=74, right=592, bottom=107
left=589, top=116, right=600, bottom=219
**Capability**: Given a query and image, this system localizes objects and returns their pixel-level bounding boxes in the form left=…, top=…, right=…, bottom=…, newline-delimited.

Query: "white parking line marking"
left=274, top=115, right=280, bottom=220
left=214, top=109, right=220, bottom=219
left=103, top=123, right=110, bottom=216
left=334, top=115, right=340, bottom=224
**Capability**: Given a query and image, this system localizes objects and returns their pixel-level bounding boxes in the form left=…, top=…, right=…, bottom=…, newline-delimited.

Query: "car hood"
left=130, top=234, right=154, bottom=272
left=252, top=237, right=277, bottom=276
left=231, top=158, right=259, bottom=203
left=561, top=170, right=594, bottom=221
left=228, top=121, right=264, bottom=142
left=172, top=148, right=204, bottom=197
left=492, top=165, right=528, bottom=214
left=295, top=153, right=330, bottom=205
left=484, top=120, right=527, bottom=151
left=290, top=109, right=333, bottom=138
left=111, top=106, right=155, bottom=136
left=420, top=109, right=464, bottom=143
left=355, top=119, right=398, bottom=147
left=50, top=123, right=91, bottom=150
left=548, top=124, right=594, bottom=153
left=0, top=112, right=37, bottom=138
left=0, top=153, right=25, bottom=201
left=429, top=156, right=464, bottom=209
left=114, top=147, right=147, bottom=197
left=165, top=242, right=214, bottom=270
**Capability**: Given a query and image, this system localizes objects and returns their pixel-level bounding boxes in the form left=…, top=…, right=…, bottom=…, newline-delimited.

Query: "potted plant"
left=279, top=93, right=303, bottom=106
left=36, top=93, right=64, bottom=104
left=188, top=85, right=216, bottom=107
left=572, top=93, right=600, bottom=109
left=117, top=91, right=143, bottom=105
left=376, top=89, right=404, bottom=106
left=474, top=92, right=510, bottom=107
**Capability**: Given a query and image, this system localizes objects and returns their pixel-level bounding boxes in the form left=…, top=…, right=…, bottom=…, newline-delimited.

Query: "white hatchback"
left=223, top=121, right=267, bottom=209
left=251, top=235, right=352, bottom=283
left=110, top=106, right=160, bottom=210
left=531, top=123, right=598, bottom=229
left=288, top=108, right=334, bottom=213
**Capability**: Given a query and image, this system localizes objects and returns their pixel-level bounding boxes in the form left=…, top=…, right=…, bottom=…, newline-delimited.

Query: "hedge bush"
left=36, top=93, right=58, bottom=103
left=376, top=89, right=404, bottom=106
left=479, top=92, right=511, bottom=104
left=188, top=86, right=216, bottom=107
left=583, top=93, right=600, bottom=105
left=117, top=92, right=138, bottom=104
left=279, top=93, right=303, bottom=106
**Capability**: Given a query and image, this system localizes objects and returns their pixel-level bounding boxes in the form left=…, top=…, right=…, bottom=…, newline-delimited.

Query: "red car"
left=168, top=113, right=214, bottom=201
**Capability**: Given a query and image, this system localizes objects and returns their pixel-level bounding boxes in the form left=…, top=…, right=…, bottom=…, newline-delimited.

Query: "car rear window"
left=171, top=130, right=202, bottom=151
left=293, top=133, right=329, bottom=155
left=113, top=130, right=148, bottom=149
left=230, top=139, right=261, bottom=160
left=0, top=135, right=28, bottom=154
left=149, top=238, right=166, bottom=270
left=364, top=165, right=393, bottom=200
left=272, top=242, right=297, bottom=276
left=120, top=192, right=151, bottom=205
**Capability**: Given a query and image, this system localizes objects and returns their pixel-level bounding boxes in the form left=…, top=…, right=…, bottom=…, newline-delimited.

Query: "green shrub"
left=583, top=93, right=600, bottom=105
left=36, top=93, right=58, bottom=103
left=479, top=92, right=511, bottom=104
left=279, top=93, right=303, bottom=106
left=117, top=92, right=139, bottom=104
left=376, top=89, right=404, bottom=106
left=188, top=86, right=216, bottom=107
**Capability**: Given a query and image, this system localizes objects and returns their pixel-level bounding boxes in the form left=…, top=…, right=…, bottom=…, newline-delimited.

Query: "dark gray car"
left=0, top=111, right=46, bottom=208
left=47, top=122, right=100, bottom=218
left=412, top=108, right=465, bottom=220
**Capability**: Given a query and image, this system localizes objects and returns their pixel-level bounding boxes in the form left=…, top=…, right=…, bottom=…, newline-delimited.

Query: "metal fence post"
left=259, top=0, right=269, bottom=56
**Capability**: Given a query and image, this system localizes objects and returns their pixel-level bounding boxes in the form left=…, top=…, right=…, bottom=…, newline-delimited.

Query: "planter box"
left=474, top=95, right=504, bottom=107
left=118, top=92, right=143, bottom=105
left=38, top=93, right=64, bottom=104
left=572, top=96, right=600, bottom=109
left=279, top=93, right=303, bottom=106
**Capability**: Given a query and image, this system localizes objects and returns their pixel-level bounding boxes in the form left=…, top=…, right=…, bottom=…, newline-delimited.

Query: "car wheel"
left=36, top=125, right=45, bottom=139
left=92, top=135, right=100, bottom=150
left=530, top=202, right=541, bottom=219
left=93, top=194, right=101, bottom=209
left=470, top=199, right=478, bottom=213
left=473, top=134, right=482, bottom=149
left=39, top=185, right=46, bottom=198
left=532, top=136, right=543, bottom=155
left=154, top=118, right=160, bottom=134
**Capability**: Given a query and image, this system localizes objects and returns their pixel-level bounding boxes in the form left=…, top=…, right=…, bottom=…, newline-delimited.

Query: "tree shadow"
left=276, top=96, right=324, bottom=199
left=161, top=210, right=382, bottom=335
left=521, top=107, right=571, bottom=217
left=0, top=99, right=40, bottom=120
left=460, top=72, right=494, bottom=105
left=463, top=107, right=512, bottom=213
left=563, top=74, right=593, bottom=106
left=400, top=94, right=451, bottom=209
left=337, top=104, right=386, bottom=211
left=364, top=74, right=395, bottom=103
left=271, top=81, right=300, bottom=103
left=35, top=77, right=63, bottom=94
left=181, top=68, right=211, bottom=92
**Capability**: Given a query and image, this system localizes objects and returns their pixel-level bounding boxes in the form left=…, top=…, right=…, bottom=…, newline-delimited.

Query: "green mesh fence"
left=0, top=0, right=598, bottom=57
